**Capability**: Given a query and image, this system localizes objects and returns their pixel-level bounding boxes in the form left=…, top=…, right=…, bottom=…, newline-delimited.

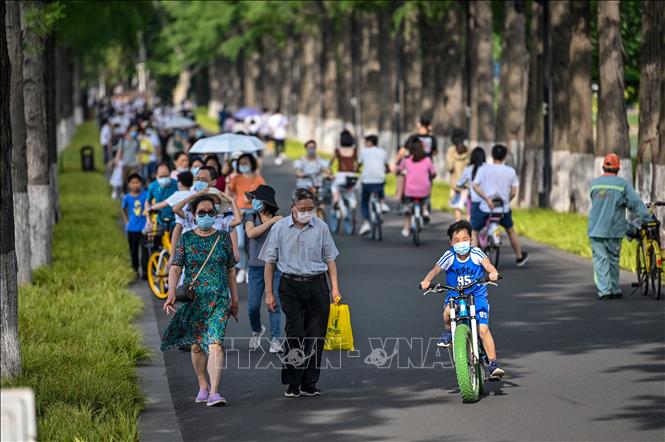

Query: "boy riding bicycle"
left=419, top=220, right=505, bottom=379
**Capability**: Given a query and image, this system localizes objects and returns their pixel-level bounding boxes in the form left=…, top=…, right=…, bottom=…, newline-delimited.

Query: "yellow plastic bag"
left=324, top=303, right=354, bottom=351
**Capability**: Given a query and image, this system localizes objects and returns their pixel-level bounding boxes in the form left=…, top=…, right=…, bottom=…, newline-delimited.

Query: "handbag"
left=174, top=233, right=221, bottom=303
left=324, top=303, right=355, bottom=351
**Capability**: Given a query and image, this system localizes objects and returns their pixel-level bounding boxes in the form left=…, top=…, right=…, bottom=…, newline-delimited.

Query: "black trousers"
left=278, top=275, right=330, bottom=387
left=127, top=231, right=148, bottom=274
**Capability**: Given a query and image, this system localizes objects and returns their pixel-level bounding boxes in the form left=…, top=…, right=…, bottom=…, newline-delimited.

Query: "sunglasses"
left=196, top=209, right=217, bottom=217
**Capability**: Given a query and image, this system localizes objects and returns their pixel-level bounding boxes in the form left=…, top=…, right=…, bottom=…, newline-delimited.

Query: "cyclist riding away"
left=455, top=146, right=486, bottom=221
left=419, top=220, right=504, bottom=380
left=472, top=144, right=528, bottom=266
left=330, top=130, right=359, bottom=209
left=396, top=138, right=436, bottom=238
left=589, top=153, right=650, bottom=300
left=358, top=134, right=390, bottom=236
left=446, top=129, right=471, bottom=221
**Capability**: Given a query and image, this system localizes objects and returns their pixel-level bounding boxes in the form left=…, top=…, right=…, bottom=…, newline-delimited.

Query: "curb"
left=134, top=281, right=184, bottom=442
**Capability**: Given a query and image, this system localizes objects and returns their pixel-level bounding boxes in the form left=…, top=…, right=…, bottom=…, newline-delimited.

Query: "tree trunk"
left=496, top=1, right=528, bottom=171
left=636, top=0, right=664, bottom=202
left=319, top=8, right=339, bottom=149
left=21, top=0, right=53, bottom=269
left=45, top=33, right=60, bottom=223
left=6, top=0, right=31, bottom=284
left=376, top=8, right=396, bottom=138
left=243, top=52, right=259, bottom=108
left=432, top=4, right=464, bottom=137
left=566, top=0, right=594, bottom=213
left=296, top=31, right=320, bottom=144
left=1, top=0, right=22, bottom=380
left=469, top=0, right=494, bottom=144
left=520, top=0, right=544, bottom=208
left=597, top=0, right=631, bottom=184
left=172, top=68, right=191, bottom=107
left=207, top=57, right=224, bottom=120
left=400, top=12, right=421, bottom=133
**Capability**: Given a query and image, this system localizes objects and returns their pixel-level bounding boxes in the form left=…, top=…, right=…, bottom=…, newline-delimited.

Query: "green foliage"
left=21, top=1, right=65, bottom=55
left=1, top=123, right=149, bottom=440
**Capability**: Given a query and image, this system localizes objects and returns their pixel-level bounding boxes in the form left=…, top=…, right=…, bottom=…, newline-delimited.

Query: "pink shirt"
left=400, top=156, right=436, bottom=198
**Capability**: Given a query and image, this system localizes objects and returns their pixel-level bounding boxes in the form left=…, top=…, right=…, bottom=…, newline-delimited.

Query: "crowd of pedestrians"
left=107, top=94, right=655, bottom=411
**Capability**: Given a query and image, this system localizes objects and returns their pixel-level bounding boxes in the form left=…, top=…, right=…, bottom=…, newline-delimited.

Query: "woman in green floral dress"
left=162, top=195, right=239, bottom=407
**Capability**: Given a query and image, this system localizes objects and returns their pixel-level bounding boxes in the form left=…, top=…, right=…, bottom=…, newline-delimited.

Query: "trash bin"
left=80, top=146, right=95, bottom=172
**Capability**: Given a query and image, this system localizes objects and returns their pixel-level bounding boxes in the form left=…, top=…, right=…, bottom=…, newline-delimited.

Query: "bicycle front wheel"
left=147, top=252, right=169, bottom=299
left=453, top=324, right=480, bottom=403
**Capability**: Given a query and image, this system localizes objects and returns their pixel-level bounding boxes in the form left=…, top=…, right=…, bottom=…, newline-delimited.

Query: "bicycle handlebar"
left=420, top=275, right=502, bottom=295
left=647, top=201, right=665, bottom=207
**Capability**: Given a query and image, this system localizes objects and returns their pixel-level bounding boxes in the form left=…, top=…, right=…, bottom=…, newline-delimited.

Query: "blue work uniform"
left=437, top=247, right=490, bottom=325
left=588, top=174, right=650, bottom=297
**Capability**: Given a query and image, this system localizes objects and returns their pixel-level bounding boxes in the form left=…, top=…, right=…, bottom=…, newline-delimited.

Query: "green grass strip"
left=2, top=122, right=149, bottom=441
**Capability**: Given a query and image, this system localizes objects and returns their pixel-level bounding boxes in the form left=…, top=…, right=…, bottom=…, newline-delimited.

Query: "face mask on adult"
left=307, top=147, right=316, bottom=157
left=238, top=164, right=251, bottom=174
left=157, top=177, right=171, bottom=188
left=191, top=166, right=200, bottom=176
left=176, top=166, right=188, bottom=172
left=130, top=131, right=138, bottom=139
left=192, top=180, right=208, bottom=192
left=252, top=199, right=264, bottom=212
left=453, top=241, right=471, bottom=256
left=196, top=214, right=215, bottom=230
left=293, top=209, right=313, bottom=224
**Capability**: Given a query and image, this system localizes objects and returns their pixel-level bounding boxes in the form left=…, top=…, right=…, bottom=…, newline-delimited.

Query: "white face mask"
left=293, top=209, right=313, bottom=224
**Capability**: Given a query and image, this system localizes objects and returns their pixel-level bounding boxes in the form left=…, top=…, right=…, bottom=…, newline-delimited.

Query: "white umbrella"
left=189, top=133, right=265, bottom=154
left=163, top=116, right=196, bottom=130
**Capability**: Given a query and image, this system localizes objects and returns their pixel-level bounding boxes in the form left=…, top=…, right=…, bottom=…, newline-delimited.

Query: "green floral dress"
left=161, top=230, right=236, bottom=353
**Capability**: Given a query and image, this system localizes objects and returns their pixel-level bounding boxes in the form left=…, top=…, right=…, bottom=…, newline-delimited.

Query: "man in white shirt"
left=293, top=140, right=331, bottom=190
left=358, top=135, right=390, bottom=236
left=472, top=144, right=529, bottom=266
left=268, top=109, right=288, bottom=165
left=100, top=118, right=112, bottom=164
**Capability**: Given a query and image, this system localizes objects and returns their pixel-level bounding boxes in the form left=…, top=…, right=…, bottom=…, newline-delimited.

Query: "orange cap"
left=603, top=153, right=621, bottom=170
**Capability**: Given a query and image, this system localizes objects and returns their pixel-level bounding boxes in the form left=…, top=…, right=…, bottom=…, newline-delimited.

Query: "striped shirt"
left=437, top=247, right=488, bottom=298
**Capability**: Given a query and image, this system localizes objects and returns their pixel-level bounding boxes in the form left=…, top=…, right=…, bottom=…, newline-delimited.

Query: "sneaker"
left=380, top=202, right=390, bottom=213
left=236, top=268, right=247, bottom=284
left=611, top=292, right=623, bottom=299
left=206, top=392, right=227, bottom=407
left=195, top=388, right=209, bottom=403
left=275, top=157, right=283, bottom=166
left=401, top=228, right=410, bottom=238
left=300, top=385, right=322, bottom=396
left=249, top=325, right=266, bottom=351
left=488, top=361, right=505, bottom=380
left=516, top=250, right=529, bottom=267
left=284, top=385, right=301, bottom=398
left=437, top=330, right=452, bottom=348
left=598, top=294, right=613, bottom=301
left=269, top=338, right=283, bottom=353
left=358, top=221, right=371, bottom=236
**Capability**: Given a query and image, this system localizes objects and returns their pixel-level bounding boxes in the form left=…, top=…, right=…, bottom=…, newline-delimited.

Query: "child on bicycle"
left=419, top=220, right=504, bottom=379
left=396, top=138, right=436, bottom=238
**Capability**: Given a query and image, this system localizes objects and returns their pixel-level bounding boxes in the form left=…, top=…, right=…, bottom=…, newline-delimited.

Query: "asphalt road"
left=151, top=159, right=665, bottom=442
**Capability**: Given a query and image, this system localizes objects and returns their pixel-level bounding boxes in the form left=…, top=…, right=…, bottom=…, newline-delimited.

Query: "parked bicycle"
left=330, top=175, right=358, bottom=235
left=421, top=275, right=502, bottom=403
left=629, top=201, right=664, bottom=300
left=477, top=198, right=503, bottom=267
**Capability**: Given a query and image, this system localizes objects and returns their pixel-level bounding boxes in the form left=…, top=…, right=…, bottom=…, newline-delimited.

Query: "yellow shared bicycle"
left=629, top=201, right=664, bottom=300
left=144, top=211, right=172, bottom=299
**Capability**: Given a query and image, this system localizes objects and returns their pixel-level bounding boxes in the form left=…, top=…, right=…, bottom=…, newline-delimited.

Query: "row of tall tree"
left=1, top=0, right=149, bottom=380
left=150, top=0, right=662, bottom=214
